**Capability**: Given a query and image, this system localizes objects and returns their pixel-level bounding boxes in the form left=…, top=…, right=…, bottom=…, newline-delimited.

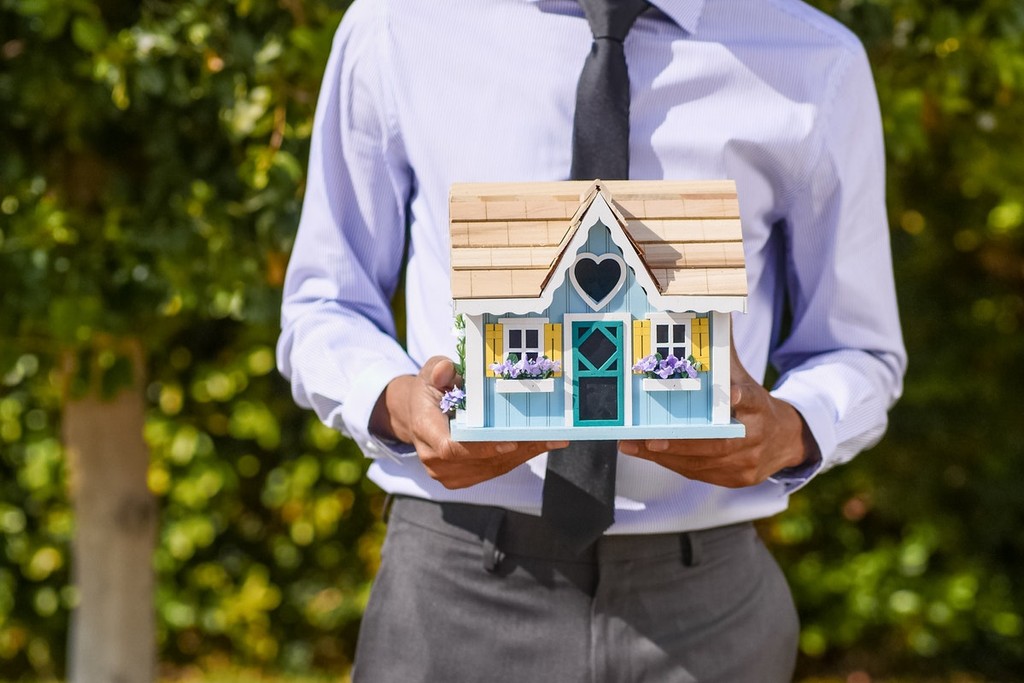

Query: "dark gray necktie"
left=542, top=0, right=649, bottom=554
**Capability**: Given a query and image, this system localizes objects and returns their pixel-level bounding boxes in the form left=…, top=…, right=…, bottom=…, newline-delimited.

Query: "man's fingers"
left=731, top=382, right=743, bottom=409
left=492, top=440, right=567, bottom=454
left=411, top=390, right=457, bottom=448
left=445, top=439, right=568, bottom=460
left=408, top=358, right=570, bottom=488
left=624, top=442, right=770, bottom=488
left=619, top=438, right=733, bottom=458
left=421, top=439, right=560, bottom=489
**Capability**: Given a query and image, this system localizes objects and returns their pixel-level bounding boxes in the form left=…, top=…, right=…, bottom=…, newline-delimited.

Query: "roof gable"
left=538, top=186, right=662, bottom=307
left=450, top=180, right=748, bottom=315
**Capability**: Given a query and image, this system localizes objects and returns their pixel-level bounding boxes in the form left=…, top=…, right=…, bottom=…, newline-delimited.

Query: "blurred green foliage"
left=769, top=0, right=1024, bottom=679
left=0, top=0, right=381, bottom=677
left=1, top=0, right=1023, bottom=681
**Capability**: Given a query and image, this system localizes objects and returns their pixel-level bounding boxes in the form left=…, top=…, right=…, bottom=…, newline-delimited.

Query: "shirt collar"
left=525, top=0, right=706, bottom=35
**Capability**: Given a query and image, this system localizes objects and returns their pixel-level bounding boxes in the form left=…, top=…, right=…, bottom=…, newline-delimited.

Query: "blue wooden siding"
left=482, top=312, right=564, bottom=430
left=482, top=221, right=713, bottom=431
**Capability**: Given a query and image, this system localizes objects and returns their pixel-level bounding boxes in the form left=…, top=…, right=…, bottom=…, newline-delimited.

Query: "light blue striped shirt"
left=277, top=0, right=907, bottom=534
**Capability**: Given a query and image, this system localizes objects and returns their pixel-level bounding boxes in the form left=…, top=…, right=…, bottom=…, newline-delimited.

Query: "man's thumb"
left=423, top=355, right=458, bottom=391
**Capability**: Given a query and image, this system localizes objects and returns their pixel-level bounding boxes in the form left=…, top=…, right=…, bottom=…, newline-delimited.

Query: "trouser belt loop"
left=381, top=494, right=396, bottom=524
left=482, top=508, right=506, bottom=573
left=680, top=531, right=702, bottom=567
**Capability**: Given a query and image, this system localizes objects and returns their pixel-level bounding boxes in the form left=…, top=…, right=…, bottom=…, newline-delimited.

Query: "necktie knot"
left=578, top=0, right=650, bottom=42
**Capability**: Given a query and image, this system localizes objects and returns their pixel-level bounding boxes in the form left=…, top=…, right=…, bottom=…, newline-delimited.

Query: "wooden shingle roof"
left=449, top=180, right=747, bottom=301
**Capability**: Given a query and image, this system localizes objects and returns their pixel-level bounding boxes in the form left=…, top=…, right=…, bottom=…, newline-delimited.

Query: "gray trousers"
left=353, top=496, right=799, bottom=683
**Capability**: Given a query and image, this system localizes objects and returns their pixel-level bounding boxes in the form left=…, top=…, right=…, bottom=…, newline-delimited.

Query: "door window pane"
left=578, top=377, right=618, bottom=421
left=579, top=329, right=616, bottom=369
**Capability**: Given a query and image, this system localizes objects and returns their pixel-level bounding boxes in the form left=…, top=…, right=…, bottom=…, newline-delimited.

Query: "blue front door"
left=571, top=321, right=624, bottom=427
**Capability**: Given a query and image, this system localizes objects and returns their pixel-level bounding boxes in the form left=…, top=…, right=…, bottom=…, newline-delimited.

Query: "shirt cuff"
left=339, top=356, right=421, bottom=462
left=767, top=451, right=823, bottom=493
left=767, top=380, right=838, bottom=493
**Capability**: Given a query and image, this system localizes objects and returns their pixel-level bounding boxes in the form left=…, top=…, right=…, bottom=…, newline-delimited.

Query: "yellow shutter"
left=632, top=319, right=650, bottom=363
left=485, top=323, right=503, bottom=377
left=543, top=323, right=562, bottom=376
left=691, top=316, right=710, bottom=371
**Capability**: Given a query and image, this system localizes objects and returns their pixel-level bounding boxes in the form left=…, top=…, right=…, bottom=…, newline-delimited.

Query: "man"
left=277, top=0, right=906, bottom=680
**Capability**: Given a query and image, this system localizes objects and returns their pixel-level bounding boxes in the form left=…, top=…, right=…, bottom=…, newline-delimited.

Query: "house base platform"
left=449, top=422, right=746, bottom=442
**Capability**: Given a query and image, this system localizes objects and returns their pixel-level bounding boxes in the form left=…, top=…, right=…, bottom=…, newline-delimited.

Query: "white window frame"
left=647, top=312, right=695, bottom=362
left=497, top=317, right=548, bottom=363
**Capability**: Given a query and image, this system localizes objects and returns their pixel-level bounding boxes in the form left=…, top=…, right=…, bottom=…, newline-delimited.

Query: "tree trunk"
left=63, top=351, right=156, bottom=683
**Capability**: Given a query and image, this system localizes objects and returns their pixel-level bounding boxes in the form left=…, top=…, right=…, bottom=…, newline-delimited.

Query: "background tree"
left=0, top=0, right=1022, bottom=681
left=1, top=0, right=372, bottom=679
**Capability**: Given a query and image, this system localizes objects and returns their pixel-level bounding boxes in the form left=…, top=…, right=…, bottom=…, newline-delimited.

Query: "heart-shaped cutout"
left=570, top=253, right=626, bottom=310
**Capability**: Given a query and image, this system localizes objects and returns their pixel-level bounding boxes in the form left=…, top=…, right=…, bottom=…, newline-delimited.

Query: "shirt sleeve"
left=768, top=43, right=907, bottom=488
left=276, top=0, right=419, bottom=459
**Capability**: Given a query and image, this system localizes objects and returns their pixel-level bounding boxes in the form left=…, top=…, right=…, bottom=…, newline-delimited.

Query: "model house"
left=448, top=180, right=747, bottom=441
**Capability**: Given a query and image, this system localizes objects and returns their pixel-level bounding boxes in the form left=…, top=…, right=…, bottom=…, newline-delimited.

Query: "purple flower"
left=492, top=354, right=561, bottom=379
left=439, top=387, right=466, bottom=413
left=506, top=356, right=526, bottom=378
left=532, top=357, right=560, bottom=378
left=655, top=355, right=680, bottom=379
left=633, top=352, right=703, bottom=379
left=632, top=354, right=659, bottom=374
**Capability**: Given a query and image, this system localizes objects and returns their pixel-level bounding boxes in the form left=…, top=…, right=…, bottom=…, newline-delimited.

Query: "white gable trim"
left=455, top=294, right=746, bottom=316
left=581, top=194, right=664, bottom=308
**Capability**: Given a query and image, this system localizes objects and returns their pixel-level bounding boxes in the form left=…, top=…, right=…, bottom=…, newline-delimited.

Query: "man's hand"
left=369, top=356, right=568, bottom=489
left=618, top=344, right=820, bottom=488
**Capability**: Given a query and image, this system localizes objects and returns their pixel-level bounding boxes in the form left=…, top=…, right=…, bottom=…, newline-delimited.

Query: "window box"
left=642, top=377, right=701, bottom=392
left=495, top=378, right=555, bottom=393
